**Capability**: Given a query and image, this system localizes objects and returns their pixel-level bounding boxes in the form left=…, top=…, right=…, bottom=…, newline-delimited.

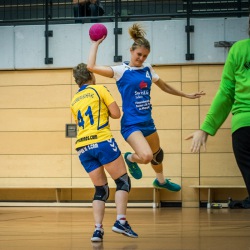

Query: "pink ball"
left=89, top=24, right=108, bottom=41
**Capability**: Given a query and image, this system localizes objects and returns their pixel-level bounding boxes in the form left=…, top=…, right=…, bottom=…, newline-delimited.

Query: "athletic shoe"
left=228, top=197, right=250, bottom=209
left=124, top=152, right=142, bottom=179
left=153, top=178, right=181, bottom=192
left=242, top=197, right=250, bottom=209
left=112, top=220, right=138, bottom=238
left=91, top=229, right=104, bottom=242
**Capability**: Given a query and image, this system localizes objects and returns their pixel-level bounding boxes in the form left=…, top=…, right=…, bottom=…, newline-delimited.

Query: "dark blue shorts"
left=121, top=119, right=157, bottom=141
left=77, top=138, right=121, bottom=173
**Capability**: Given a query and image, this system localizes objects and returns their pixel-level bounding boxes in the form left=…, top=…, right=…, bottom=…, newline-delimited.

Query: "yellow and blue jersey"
left=71, top=84, right=115, bottom=149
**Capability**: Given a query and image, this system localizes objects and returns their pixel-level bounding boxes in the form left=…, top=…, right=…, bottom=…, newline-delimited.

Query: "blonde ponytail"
left=128, top=23, right=150, bottom=51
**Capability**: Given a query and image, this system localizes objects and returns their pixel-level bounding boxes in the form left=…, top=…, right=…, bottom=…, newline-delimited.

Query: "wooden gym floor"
left=0, top=206, right=250, bottom=250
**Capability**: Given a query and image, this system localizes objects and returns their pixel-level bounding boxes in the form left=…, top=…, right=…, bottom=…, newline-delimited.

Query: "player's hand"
left=185, top=130, right=208, bottom=153
left=91, top=36, right=106, bottom=45
left=185, top=91, right=206, bottom=99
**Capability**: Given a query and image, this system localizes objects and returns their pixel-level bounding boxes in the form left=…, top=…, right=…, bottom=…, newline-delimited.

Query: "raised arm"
left=87, top=38, right=114, bottom=78
left=154, top=78, right=205, bottom=99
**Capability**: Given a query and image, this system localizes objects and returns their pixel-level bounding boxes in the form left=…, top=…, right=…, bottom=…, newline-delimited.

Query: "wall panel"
left=0, top=132, right=71, bottom=155
left=151, top=82, right=181, bottom=106
left=0, top=109, right=71, bottom=131
left=0, top=155, right=71, bottom=178
left=0, top=65, right=246, bottom=205
left=0, top=18, right=248, bottom=70
left=200, top=153, right=239, bottom=176
left=0, top=27, right=14, bottom=69
left=0, top=85, right=72, bottom=109
left=0, top=69, right=72, bottom=86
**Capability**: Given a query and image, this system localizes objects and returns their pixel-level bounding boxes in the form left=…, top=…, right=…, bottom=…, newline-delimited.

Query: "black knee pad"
left=151, top=148, right=164, bottom=165
left=115, top=173, right=131, bottom=193
left=93, top=183, right=109, bottom=202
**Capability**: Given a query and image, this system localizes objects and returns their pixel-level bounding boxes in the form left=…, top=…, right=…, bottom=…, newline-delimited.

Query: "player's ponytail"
left=129, top=23, right=150, bottom=51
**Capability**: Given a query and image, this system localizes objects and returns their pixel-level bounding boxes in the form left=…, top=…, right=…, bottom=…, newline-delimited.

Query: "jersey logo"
left=139, top=80, right=148, bottom=89
left=108, top=139, right=118, bottom=152
left=146, top=71, right=151, bottom=80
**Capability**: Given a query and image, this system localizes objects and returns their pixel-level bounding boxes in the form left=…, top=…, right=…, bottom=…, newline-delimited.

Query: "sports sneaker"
left=153, top=178, right=181, bottom=192
left=91, top=229, right=104, bottom=242
left=242, top=197, right=250, bottom=209
left=124, top=152, right=142, bottom=179
left=112, top=220, right=138, bottom=238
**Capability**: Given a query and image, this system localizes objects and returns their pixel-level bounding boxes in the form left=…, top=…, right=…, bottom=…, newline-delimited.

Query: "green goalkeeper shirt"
left=201, top=38, right=250, bottom=136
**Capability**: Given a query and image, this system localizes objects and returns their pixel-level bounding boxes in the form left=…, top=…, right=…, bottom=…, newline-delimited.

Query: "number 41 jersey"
left=70, top=84, right=115, bottom=149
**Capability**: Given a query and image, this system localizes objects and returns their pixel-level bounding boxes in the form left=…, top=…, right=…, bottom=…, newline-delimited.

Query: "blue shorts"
left=77, top=138, right=121, bottom=173
left=121, top=119, right=157, bottom=141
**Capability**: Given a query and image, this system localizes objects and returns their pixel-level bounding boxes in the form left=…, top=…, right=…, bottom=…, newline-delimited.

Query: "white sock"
left=117, top=214, right=126, bottom=225
left=127, top=153, right=133, bottom=162
left=95, top=224, right=103, bottom=231
left=156, top=172, right=165, bottom=184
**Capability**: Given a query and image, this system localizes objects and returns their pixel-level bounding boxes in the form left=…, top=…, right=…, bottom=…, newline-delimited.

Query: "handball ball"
left=89, top=24, right=108, bottom=41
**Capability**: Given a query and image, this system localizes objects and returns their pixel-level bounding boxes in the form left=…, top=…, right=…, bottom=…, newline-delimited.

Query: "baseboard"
left=160, top=202, right=182, bottom=207
left=0, top=201, right=156, bottom=208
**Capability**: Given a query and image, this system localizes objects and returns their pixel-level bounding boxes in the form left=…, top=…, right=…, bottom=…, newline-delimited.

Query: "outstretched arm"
left=154, top=78, right=205, bottom=99
left=87, top=37, right=114, bottom=78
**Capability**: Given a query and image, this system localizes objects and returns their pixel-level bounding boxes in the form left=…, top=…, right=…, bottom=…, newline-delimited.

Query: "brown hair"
left=128, top=23, right=150, bottom=51
left=73, top=63, right=92, bottom=87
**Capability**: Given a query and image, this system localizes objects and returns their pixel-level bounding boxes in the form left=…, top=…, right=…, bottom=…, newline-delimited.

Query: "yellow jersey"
left=70, top=84, right=115, bottom=149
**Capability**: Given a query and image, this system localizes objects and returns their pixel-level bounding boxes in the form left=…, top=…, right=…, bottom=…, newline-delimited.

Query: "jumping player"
left=87, top=23, right=205, bottom=192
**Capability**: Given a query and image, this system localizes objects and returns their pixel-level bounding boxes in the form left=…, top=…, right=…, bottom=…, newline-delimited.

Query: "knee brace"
left=151, top=148, right=164, bottom=165
left=93, top=183, right=109, bottom=202
left=115, top=173, right=131, bottom=193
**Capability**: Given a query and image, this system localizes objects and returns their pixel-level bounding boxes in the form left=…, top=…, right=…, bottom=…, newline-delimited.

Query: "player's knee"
left=151, top=148, right=164, bottom=165
left=115, top=173, right=131, bottom=193
left=140, top=152, right=153, bottom=164
left=93, top=183, right=109, bottom=202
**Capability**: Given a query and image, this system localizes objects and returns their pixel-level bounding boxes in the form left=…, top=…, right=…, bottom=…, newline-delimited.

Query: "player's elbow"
left=87, top=64, right=94, bottom=72
left=110, top=110, right=121, bottom=119
left=108, top=102, right=121, bottom=119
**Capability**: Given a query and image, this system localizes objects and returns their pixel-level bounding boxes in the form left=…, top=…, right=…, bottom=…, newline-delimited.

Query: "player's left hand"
left=185, top=130, right=208, bottom=153
left=185, top=90, right=206, bottom=99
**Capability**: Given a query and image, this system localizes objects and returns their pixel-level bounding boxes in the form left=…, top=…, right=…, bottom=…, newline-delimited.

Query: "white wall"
left=0, top=26, right=15, bottom=69
left=0, top=17, right=248, bottom=70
